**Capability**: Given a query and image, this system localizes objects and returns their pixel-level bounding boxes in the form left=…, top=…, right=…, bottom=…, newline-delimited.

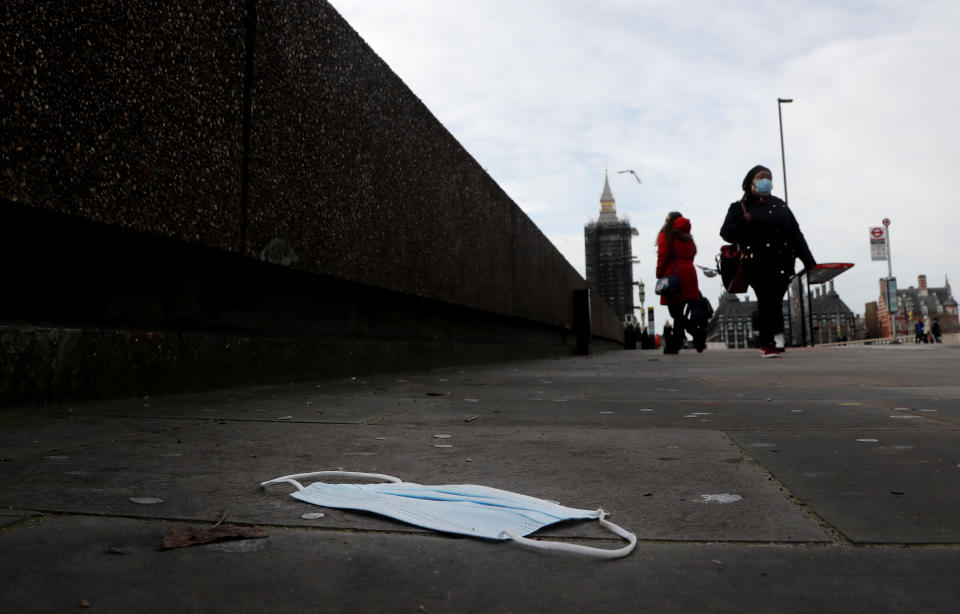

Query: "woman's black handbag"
left=655, top=247, right=682, bottom=296
left=717, top=244, right=747, bottom=293
left=655, top=273, right=681, bottom=296
left=717, top=200, right=749, bottom=293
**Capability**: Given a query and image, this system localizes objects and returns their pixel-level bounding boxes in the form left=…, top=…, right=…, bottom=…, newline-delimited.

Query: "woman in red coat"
left=656, top=212, right=701, bottom=354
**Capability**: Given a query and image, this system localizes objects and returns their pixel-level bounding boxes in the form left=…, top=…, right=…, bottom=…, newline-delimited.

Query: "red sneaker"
left=761, top=345, right=781, bottom=358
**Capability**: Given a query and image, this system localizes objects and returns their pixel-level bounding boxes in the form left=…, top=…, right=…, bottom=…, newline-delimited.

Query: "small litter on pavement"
left=161, top=511, right=268, bottom=550
left=129, top=496, right=165, bottom=505
left=700, top=494, right=743, bottom=504
left=260, top=470, right=636, bottom=559
left=162, top=525, right=268, bottom=550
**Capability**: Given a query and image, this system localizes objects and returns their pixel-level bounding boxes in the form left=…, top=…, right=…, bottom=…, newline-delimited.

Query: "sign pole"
left=883, top=218, right=892, bottom=279
left=799, top=272, right=808, bottom=346
left=882, top=218, right=894, bottom=339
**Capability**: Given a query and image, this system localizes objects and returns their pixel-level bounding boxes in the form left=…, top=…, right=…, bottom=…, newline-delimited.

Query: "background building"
left=800, top=281, right=859, bottom=344
left=707, top=281, right=858, bottom=348
left=584, top=171, right=637, bottom=322
left=877, top=274, right=958, bottom=337
left=864, top=302, right=880, bottom=338
left=706, top=293, right=756, bottom=348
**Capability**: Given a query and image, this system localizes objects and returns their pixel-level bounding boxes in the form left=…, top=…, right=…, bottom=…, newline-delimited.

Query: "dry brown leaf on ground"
left=161, top=525, right=268, bottom=550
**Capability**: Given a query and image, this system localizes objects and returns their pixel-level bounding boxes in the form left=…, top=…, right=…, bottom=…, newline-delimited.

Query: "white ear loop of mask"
left=502, top=511, right=637, bottom=559
left=260, top=471, right=637, bottom=559
left=260, top=470, right=403, bottom=491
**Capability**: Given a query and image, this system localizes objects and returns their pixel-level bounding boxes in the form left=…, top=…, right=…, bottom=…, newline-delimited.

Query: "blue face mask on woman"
left=754, top=178, right=773, bottom=195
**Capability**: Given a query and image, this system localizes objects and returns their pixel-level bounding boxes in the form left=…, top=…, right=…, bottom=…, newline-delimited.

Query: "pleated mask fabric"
left=260, top=471, right=636, bottom=559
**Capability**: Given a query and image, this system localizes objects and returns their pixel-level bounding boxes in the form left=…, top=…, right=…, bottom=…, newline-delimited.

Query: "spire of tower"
left=601, top=171, right=615, bottom=203
left=599, top=169, right=617, bottom=220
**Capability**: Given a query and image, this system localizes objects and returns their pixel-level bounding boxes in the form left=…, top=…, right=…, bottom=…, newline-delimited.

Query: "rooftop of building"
left=890, top=275, right=957, bottom=313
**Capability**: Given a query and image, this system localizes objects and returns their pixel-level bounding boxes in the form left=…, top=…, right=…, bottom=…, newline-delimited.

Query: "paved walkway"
left=2, top=344, right=959, bottom=612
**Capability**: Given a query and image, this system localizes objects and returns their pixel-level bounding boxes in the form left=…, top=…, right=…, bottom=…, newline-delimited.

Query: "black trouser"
left=667, top=302, right=687, bottom=348
left=751, top=278, right=789, bottom=347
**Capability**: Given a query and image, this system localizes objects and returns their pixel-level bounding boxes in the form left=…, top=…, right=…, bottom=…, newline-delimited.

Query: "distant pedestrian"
left=915, top=320, right=924, bottom=344
left=656, top=212, right=702, bottom=354
left=624, top=323, right=637, bottom=350
left=932, top=318, right=942, bottom=343
left=720, top=165, right=815, bottom=358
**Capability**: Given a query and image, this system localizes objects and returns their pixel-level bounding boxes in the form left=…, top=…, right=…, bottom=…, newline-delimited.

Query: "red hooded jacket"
left=656, top=216, right=701, bottom=305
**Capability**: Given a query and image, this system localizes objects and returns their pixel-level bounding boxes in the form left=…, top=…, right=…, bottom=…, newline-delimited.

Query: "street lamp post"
left=633, top=280, right=647, bottom=348
left=634, top=280, right=645, bottom=316
left=777, top=97, right=793, bottom=205
left=778, top=97, right=800, bottom=345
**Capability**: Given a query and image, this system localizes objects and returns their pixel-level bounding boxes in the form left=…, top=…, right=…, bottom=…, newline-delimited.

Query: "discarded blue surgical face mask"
left=260, top=471, right=636, bottom=559
left=754, top=178, right=773, bottom=195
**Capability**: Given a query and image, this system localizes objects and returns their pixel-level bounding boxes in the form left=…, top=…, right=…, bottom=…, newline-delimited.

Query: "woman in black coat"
left=720, top=165, right=815, bottom=357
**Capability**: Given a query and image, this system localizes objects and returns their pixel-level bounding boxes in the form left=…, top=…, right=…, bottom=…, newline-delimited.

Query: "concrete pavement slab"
left=0, top=421, right=828, bottom=542
left=730, top=430, right=960, bottom=543
left=1, top=515, right=958, bottom=614
left=3, top=344, right=960, bottom=612
left=0, top=509, right=38, bottom=529
left=326, top=347, right=960, bottom=403
left=864, top=397, right=960, bottom=424
left=0, top=411, right=190, bottom=460
left=64, top=388, right=443, bottom=425
left=377, top=396, right=949, bottom=431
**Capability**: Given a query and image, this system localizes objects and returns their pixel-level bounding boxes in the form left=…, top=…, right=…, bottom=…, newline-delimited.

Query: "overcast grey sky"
left=329, top=0, right=960, bottom=330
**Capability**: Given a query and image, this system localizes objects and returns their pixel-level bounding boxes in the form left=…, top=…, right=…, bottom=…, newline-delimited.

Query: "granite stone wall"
left=1, top=1, right=623, bottom=405
left=2, top=1, right=246, bottom=249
